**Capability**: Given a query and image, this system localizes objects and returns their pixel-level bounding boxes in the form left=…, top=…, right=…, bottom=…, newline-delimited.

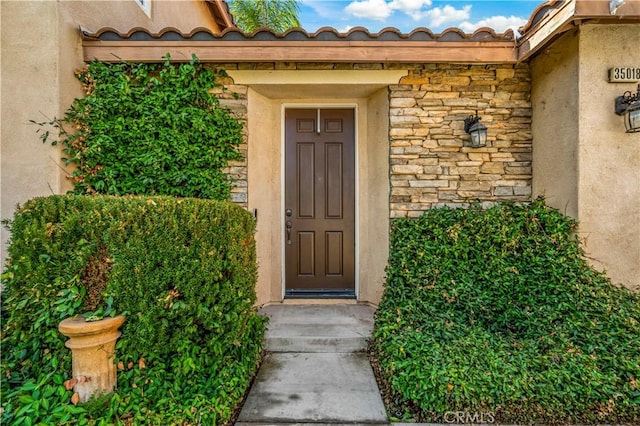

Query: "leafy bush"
left=1, top=195, right=266, bottom=425
left=371, top=198, right=640, bottom=424
left=34, top=56, right=243, bottom=200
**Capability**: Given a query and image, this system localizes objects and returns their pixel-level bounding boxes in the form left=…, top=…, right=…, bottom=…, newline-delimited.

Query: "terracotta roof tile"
left=519, top=0, right=564, bottom=35
left=82, top=26, right=515, bottom=42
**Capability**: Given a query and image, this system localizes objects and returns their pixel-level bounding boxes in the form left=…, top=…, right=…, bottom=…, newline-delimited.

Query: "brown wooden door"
left=284, top=108, right=355, bottom=296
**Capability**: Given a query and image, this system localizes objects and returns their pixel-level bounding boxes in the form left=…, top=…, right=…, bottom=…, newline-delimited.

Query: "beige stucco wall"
left=577, top=24, right=639, bottom=290
left=1, top=1, right=222, bottom=262
left=2, top=1, right=68, bottom=262
left=532, top=24, right=640, bottom=290
left=247, top=89, right=281, bottom=303
left=232, top=70, right=397, bottom=305
left=531, top=29, right=580, bottom=217
left=58, top=0, right=221, bottom=34
left=360, top=88, right=391, bottom=303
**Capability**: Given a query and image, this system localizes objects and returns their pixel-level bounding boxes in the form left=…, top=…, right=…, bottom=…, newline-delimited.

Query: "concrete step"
left=236, top=352, right=388, bottom=424
left=237, top=304, right=387, bottom=424
left=260, top=304, right=376, bottom=353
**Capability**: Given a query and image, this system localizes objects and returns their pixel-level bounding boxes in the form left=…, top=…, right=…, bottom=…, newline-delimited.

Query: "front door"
left=284, top=108, right=356, bottom=297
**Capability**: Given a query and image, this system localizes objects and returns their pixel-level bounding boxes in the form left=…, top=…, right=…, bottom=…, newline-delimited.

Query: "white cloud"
left=338, top=25, right=355, bottom=33
left=345, top=0, right=436, bottom=22
left=422, top=5, right=471, bottom=27
left=458, top=15, right=527, bottom=34
left=343, top=0, right=479, bottom=29
left=389, top=0, right=432, bottom=14
left=345, top=0, right=394, bottom=21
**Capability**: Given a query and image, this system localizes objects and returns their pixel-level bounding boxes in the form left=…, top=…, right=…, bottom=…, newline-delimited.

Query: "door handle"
left=285, top=221, right=292, bottom=245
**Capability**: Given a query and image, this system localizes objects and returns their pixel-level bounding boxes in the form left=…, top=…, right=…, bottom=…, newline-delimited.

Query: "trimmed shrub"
left=371, top=198, right=640, bottom=424
left=1, top=195, right=266, bottom=425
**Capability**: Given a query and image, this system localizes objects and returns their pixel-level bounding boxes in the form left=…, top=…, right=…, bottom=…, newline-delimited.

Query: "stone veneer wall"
left=390, top=64, right=532, bottom=218
left=210, top=71, right=249, bottom=207
left=209, top=63, right=532, bottom=215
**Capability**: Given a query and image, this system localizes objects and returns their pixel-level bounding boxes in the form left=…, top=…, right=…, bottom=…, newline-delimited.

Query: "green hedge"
left=1, top=195, right=266, bottom=425
left=371, top=198, right=640, bottom=424
left=34, top=58, right=243, bottom=200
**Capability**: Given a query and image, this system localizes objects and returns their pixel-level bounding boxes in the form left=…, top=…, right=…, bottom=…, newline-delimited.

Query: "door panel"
left=285, top=109, right=355, bottom=295
left=325, top=143, right=343, bottom=218
left=297, top=143, right=315, bottom=218
left=325, top=232, right=343, bottom=276
left=298, top=232, right=315, bottom=276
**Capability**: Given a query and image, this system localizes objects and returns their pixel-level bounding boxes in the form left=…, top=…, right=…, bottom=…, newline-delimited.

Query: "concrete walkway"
left=236, top=304, right=389, bottom=425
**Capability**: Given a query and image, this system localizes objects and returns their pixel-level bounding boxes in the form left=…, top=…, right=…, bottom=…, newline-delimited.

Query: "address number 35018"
left=609, top=67, right=640, bottom=83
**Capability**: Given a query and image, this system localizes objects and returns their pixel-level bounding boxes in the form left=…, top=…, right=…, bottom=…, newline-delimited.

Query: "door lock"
left=285, top=208, right=292, bottom=217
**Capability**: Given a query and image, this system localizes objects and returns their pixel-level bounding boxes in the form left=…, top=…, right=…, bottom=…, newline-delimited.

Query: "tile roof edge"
left=519, top=0, right=564, bottom=35
left=81, top=25, right=516, bottom=42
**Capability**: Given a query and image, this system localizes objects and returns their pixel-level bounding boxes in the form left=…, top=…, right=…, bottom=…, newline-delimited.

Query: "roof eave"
left=518, top=0, right=640, bottom=62
left=81, top=40, right=518, bottom=64
left=81, top=26, right=518, bottom=64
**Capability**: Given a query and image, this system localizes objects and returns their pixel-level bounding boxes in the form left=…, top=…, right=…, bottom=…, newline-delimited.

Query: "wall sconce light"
left=463, top=111, right=488, bottom=147
left=614, top=84, right=640, bottom=133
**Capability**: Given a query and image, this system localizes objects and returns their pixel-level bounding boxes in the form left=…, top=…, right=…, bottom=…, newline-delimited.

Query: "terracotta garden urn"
left=58, top=314, right=126, bottom=403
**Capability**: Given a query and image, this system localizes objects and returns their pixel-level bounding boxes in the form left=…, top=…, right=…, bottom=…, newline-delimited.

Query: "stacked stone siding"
left=210, top=63, right=532, bottom=215
left=210, top=72, right=249, bottom=207
left=389, top=64, right=532, bottom=218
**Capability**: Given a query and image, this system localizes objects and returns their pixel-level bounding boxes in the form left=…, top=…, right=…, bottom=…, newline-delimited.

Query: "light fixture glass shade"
left=467, top=122, right=487, bottom=147
left=623, top=102, right=640, bottom=133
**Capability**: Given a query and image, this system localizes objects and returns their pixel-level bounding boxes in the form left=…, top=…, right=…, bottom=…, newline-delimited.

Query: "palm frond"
left=229, top=0, right=301, bottom=33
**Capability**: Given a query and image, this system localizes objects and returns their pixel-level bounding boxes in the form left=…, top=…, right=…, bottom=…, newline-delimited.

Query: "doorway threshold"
left=281, top=298, right=359, bottom=305
left=285, top=290, right=356, bottom=299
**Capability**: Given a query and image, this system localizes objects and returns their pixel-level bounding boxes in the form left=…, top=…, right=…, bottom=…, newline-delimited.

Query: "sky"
left=297, top=0, right=542, bottom=34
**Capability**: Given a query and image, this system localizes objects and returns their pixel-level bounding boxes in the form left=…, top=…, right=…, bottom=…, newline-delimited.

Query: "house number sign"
left=609, top=67, right=640, bottom=83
